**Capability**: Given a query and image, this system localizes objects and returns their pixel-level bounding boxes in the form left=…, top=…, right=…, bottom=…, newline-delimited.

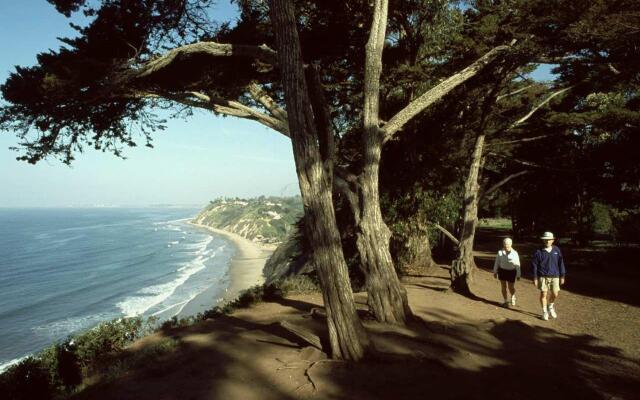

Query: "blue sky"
left=0, top=0, right=300, bottom=207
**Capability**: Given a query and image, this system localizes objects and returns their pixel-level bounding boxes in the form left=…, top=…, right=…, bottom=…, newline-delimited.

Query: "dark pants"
left=498, top=268, right=517, bottom=283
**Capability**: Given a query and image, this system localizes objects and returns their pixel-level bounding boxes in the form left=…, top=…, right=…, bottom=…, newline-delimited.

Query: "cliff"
left=193, top=196, right=303, bottom=245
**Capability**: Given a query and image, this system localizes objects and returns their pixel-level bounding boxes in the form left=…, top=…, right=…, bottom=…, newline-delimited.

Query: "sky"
left=0, top=0, right=300, bottom=207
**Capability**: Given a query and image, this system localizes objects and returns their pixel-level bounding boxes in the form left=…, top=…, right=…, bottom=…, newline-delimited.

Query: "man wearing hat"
left=531, top=231, right=566, bottom=321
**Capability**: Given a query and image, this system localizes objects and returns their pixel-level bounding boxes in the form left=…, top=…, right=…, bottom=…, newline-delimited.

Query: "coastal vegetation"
left=0, top=277, right=315, bottom=400
left=1, top=0, right=639, bottom=386
left=193, top=196, right=303, bottom=244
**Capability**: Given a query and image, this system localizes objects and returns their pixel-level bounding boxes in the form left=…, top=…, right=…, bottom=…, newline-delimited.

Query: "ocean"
left=0, top=207, right=235, bottom=372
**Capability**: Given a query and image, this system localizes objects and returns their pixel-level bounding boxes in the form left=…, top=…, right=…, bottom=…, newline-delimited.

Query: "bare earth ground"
left=73, top=232, right=640, bottom=400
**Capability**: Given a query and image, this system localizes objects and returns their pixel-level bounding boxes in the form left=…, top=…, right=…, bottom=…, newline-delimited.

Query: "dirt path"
left=72, top=260, right=640, bottom=400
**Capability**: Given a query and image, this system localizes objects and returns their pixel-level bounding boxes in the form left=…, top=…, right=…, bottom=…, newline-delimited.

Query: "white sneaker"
left=548, top=305, right=557, bottom=319
left=511, top=295, right=517, bottom=306
left=542, top=311, right=549, bottom=321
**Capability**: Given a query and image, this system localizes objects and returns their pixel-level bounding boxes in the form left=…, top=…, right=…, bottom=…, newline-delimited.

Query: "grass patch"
left=478, top=218, right=513, bottom=230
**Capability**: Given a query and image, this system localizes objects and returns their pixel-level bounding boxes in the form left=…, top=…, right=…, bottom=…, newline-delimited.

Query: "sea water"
left=0, top=207, right=234, bottom=371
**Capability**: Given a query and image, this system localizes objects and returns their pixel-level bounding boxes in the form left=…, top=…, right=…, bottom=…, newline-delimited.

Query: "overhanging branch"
left=480, top=170, right=529, bottom=199
left=126, top=41, right=278, bottom=80
left=382, top=43, right=514, bottom=143
left=248, top=83, right=288, bottom=121
left=431, top=223, right=460, bottom=246
left=508, top=86, right=573, bottom=129
left=151, top=90, right=290, bottom=137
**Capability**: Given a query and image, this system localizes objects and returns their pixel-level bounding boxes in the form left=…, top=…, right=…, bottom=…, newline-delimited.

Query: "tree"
left=268, top=0, right=370, bottom=360
left=1, top=0, right=517, bottom=327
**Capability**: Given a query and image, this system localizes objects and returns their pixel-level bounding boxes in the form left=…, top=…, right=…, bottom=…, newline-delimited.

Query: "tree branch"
left=382, top=43, right=514, bottom=143
left=488, top=133, right=556, bottom=147
left=126, top=41, right=278, bottom=80
left=154, top=90, right=290, bottom=137
left=508, top=86, right=573, bottom=129
left=480, top=170, right=529, bottom=199
left=431, top=223, right=459, bottom=246
left=306, top=64, right=335, bottom=171
left=363, top=0, right=389, bottom=143
left=247, top=83, right=288, bottom=121
left=496, top=84, right=536, bottom=101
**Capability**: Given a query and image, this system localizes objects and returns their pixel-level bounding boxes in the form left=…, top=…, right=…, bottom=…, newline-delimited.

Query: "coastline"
left=178, top=222, right=275, bottom=316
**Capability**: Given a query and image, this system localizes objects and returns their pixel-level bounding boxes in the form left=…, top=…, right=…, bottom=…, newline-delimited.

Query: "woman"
left=493, top=237, right=521, bottom=307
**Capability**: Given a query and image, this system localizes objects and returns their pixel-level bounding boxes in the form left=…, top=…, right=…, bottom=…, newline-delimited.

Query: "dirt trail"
left=73, top=244, right=640, bottom=399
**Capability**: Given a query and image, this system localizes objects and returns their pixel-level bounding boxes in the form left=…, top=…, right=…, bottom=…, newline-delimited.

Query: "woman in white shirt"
left=493, top=238, right=521, bottom=307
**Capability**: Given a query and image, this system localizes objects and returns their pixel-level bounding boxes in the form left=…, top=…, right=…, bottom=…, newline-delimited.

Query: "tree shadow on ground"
left=322, top=311, right=640, bottom=400
left=71, top=318, right=304, bottom=400
left=71, top=297, right=640, bottom=400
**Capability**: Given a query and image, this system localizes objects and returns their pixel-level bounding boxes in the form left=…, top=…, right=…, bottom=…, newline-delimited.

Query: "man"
left=493, top=237, right=521, bottom=307
left=531, top=231, right=566, bottom=321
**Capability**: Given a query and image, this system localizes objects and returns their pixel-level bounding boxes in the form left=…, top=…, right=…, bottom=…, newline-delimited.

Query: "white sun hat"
left=540, top=231, right=555, bottom=240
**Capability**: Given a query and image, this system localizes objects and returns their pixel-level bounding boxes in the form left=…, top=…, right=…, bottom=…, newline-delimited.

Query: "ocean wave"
left=43, top=234, right=86, bottom=249
left=31, top=312, right=114, bottom=340
left=181, top=236, right=214, bottom=252
left=116, top=251, right=212, bottom=317
left=0, top=355, right=31, bottom=373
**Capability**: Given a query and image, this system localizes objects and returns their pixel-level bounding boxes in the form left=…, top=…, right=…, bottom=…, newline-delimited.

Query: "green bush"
left=229, top=285, right=266, bottom=308
left=273, top=275, right=319, bottom=295
left=160, top=315, right=195, bottom=330
left=610, top=208, right=640, bottom=244
left=100, top=338, right=179, bottom=382
left=73, top=317, right=144, bottom=368
left=0, top=357, right=55, bottom=400
left=38, top=342, right=82, bottom=390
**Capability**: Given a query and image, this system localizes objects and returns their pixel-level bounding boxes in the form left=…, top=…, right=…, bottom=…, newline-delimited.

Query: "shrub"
left=73, top=317, right=144, bottom=368
left=230, top=285, right=265, bottom=308
left=160, top=316, right=194, bottom=330
left=610, top=208, right=640, bottom=244
left=273, top=275, right=319, bottom=295
left=100, top=337, right=179, bottom=382
left=38, top=342, right=82, bottom=390
left=0, top=357, right=54, bottom=400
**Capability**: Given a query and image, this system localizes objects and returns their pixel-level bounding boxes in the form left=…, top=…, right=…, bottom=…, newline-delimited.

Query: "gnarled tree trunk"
left=451, top=133, right=485, bottom=296
left=269, top=0, right=370, bottom=360
left=392, top=225, right=435, bottom=274
left=358, top=0, right=412, bottom=325
left=357, top=161, right=413, bottom=324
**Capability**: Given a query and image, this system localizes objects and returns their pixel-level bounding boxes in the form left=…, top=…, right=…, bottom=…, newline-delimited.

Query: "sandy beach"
left=178, top=223, right=275, bottom=316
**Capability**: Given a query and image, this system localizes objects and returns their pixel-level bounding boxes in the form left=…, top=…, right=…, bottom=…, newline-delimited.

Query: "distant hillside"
left=192, top=197, right=303, bottom=244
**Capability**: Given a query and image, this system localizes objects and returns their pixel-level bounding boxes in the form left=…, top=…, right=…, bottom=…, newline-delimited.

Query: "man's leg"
left=508, top=281, right=516, bottom=306
left=539, top=289, right=549, bottom=320
left=500, top=280, right=508, bottom=304
left=548, top=279, right=560, bottom=318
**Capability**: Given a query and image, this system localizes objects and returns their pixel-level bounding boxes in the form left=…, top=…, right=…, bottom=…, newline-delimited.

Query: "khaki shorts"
left=537, top=277, right=560, bottom=292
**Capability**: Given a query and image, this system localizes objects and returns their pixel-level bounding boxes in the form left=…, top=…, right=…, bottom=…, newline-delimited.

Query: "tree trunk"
left=268, top=0, right=370, bottom=361
left=356, top=0, right=412, bottom=325
left=392, top=225, right=435, bottom=275
left=357, top=161, right=413, bottom=324
left=451, top=134, right=485, bottom=295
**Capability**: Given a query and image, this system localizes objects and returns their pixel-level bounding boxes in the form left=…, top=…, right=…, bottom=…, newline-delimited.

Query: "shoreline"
left=178, top=222, right=275, bottom=316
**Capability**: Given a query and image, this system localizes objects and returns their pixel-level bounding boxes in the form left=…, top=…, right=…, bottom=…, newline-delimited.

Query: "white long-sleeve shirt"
left=493, top=249, right=521, bottom=278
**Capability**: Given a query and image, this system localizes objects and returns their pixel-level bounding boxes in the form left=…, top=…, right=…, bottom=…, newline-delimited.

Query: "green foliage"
left=72, top=317, right=144, bottom=368
left=272, top=275, right=320, bottom=295
left=0, top=357, right=55, bottom=400
left=99, top=337, right=179, bottom=382
left=195, top=196, right=303, bottom=243
left=610, top=208, right=640, bottom=244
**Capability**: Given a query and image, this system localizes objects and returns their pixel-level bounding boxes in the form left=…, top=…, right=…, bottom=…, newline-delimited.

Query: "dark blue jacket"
left=531, top=245, right=566, bottom=279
